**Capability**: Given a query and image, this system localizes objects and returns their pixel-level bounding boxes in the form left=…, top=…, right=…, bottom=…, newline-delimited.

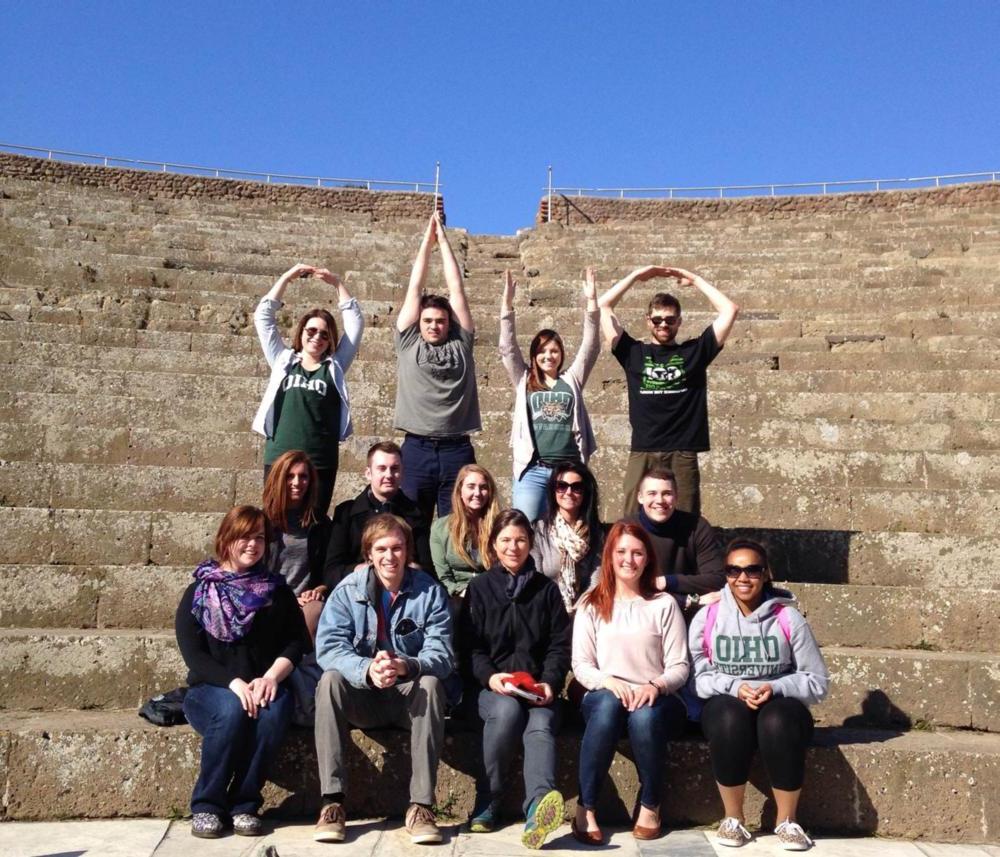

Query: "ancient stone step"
left=3, top=710, right=998, bottom=841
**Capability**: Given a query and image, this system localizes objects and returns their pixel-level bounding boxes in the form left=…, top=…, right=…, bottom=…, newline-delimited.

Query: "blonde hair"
left=360, top=514, right=415, bottom=567
left=448, top=464, right=499, bottom=570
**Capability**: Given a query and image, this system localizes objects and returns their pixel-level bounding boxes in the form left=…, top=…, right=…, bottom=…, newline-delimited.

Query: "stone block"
left=51, top=509, right=150, bottom=565
left=0, top=565, right=100, bottom=628
left=150, top=511, right=216, bottom=565
left=0, top=507, right=53, bottom=563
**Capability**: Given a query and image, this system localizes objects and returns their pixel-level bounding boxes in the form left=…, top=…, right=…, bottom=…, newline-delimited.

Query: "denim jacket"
left=315, top=565, right=454, bottom=689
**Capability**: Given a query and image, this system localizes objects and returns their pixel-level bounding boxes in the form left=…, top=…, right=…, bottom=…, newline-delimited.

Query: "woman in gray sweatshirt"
left=688, top=538, right=829, bottom=851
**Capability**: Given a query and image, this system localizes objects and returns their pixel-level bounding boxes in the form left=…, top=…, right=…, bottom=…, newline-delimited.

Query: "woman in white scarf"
left=530, top=463, right=604, bottom=612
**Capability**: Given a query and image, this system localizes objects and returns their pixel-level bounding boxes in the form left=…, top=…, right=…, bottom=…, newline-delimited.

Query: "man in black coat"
left=322, top=441, right=433, bottom=587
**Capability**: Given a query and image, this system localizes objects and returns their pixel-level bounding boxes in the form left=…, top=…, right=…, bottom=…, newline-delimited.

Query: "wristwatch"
left=685, top=593, right=701, bottom=609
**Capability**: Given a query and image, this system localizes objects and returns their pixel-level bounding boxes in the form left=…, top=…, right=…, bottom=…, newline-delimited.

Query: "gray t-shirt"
left=393, top=322, right=482, bottom=436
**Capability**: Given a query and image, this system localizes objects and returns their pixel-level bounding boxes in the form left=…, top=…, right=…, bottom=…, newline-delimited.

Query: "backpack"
left=701, top=601, right=792, bottom=663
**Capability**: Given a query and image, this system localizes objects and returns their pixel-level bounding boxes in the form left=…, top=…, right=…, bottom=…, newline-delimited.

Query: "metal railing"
left=0, top=142, right=442, bottom=194
left=543, top=167, right=1000, bottom=220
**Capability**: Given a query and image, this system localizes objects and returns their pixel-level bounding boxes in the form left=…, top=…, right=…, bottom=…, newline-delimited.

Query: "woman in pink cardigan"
left=571, top=520, right=690, bottom=844
left=499, top=267, right=600, bottom=522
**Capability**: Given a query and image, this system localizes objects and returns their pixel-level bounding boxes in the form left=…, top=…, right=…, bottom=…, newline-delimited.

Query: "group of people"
left=173, top=212, right=830, bottom=851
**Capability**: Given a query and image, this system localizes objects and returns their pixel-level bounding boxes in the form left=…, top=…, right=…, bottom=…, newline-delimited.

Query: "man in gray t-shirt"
left=394, top=212, right=481, bottom=523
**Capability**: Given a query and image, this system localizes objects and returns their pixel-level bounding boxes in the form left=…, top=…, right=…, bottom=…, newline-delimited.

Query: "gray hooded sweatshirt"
left=688, top=586, right=829, bottom=706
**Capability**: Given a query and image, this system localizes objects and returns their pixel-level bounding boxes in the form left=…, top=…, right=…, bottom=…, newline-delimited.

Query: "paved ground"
left=2, top=819, right=1000, bottom=857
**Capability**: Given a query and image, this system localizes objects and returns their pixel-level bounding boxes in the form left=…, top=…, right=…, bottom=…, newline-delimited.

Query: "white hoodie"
left=688, top=586, right=829, bottom=706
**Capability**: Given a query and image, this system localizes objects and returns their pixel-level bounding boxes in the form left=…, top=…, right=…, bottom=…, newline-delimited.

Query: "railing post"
left=434, top=161, right=441, bottom=208
left=547, top=165, right=552, bottom=224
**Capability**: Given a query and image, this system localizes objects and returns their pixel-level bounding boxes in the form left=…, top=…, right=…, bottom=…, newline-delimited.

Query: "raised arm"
left=315, top=268, right=365, bottom=370
left=597, top=265, right=671, bottom=348
left=665, top=267, right=740, bottom=345
left=397, top=215, right=437, bottom=332
left=255, top=263, right=315, bottom=365
left=498, top=269, right=528, bottom=384
left=435, top=213, right=474, bottom=333
left=567, top=267, right=601, bottom=385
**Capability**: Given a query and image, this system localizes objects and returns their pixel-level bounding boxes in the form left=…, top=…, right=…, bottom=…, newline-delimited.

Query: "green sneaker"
left=522, top=789, right=564, bottom=850
left=469, top=796, right=500, bottom=833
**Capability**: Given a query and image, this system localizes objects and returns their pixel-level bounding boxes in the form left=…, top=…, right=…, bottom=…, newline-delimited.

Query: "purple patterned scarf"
left=190, top=559, right=283, bottom=642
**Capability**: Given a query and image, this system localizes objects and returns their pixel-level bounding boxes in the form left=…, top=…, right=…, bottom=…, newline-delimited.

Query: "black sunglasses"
left=648, top=315, right=680, bottom=327
left=725, top=564, right=767, bottom=579
left=554, top=480, right=585, bottom=495
left=304, top=326, right=330, bottom=341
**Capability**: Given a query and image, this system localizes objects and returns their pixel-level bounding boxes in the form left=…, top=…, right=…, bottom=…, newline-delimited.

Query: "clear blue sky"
left=3, top=2, right=998, bottom=235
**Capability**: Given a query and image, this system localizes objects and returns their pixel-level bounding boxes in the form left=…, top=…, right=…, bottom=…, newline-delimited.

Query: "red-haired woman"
left=571, top=521, right=689, bottom=844
left=262, top=450, right=331, bottom=640
left=253, top=263, right=364, bottom=516
left=175, top=505, right=310, bottom=839
left=500, top=267, right=600, bottom=523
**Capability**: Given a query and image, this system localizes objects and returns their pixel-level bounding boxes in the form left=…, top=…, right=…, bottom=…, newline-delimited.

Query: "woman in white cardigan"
left=499, top=267, right=600, bottom=523
left=252, top=263, right=364, bottom=516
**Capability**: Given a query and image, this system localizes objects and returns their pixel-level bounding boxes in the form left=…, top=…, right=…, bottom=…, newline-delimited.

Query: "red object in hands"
left=506, top=672, right=543, bottom=694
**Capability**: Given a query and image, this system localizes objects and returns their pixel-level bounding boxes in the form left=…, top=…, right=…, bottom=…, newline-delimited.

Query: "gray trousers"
left=315, top=670, right=446, bottom=806
left=477, top=689, right=560, bottom=816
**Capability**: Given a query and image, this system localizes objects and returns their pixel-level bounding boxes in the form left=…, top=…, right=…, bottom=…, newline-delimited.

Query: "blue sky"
left=3, top=2, right=998, bottom=234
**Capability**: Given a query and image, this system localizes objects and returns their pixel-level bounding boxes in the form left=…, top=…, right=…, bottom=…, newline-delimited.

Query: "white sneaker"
left=715, top=816, right=752, bottom=847
left=775, top=819, right=813, bottom=851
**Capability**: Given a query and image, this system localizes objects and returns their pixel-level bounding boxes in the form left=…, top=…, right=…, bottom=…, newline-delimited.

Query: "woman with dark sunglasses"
left=499, top=267, right=600, bottom=523
left=689, top=539, right=828, bottom=851
left=253, top=264, right=364, bottom=516
left=530, top=463, right=604, bottom=613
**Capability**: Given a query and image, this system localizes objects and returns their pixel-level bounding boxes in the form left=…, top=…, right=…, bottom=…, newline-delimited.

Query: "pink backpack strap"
left=702, top=602, right=720, bottom=663
left=774, top=604, right=792, bottom=644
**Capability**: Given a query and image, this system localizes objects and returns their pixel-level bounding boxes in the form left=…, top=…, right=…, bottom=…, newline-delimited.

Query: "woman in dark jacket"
left=175, top=505, right=311, bottom=839
left=263, top=450, right=331, bottom=640
left=458, top=509, right=571, bottom=849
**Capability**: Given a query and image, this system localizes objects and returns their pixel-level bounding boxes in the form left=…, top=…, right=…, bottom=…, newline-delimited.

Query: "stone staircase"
left=2, top=152, right=1000, bottom=841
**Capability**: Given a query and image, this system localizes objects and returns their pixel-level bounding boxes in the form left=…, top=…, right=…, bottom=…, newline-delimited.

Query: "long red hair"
left=579, top=521, right=660, bottom=622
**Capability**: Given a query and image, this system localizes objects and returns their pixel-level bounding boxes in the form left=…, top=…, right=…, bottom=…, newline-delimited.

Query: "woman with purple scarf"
left=175, top=505, right=311, bottom=839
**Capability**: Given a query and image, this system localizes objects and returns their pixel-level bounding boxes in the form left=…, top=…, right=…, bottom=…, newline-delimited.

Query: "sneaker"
left=406, top=803, right=443, bottom=844
left=232, top=812, right=263, bottom=836
left=314, top=802, right=347, bottom=843
left=190, top=812, right=224, bottom=839
left=468, top=795, right=500, bottom=833
left=775, top=819, right=813, bottom=851
left=522, top=790, right=564, bottom=850
left=715, top=816, right=752, bottom=847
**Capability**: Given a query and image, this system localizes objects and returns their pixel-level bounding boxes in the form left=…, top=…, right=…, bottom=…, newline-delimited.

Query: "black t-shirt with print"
left=612, top=326, right=722, bottom=452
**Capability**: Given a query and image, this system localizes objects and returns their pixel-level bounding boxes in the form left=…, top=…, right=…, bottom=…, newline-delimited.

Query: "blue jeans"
left=183, top=683, right=293, bottom=816
left=477, top=689, right=561, bottom=815
left=578, top=689, right=686, bottom=811
left=401, top=434, right=476, bottom=523
left=511, top=463, right=552, bottom=523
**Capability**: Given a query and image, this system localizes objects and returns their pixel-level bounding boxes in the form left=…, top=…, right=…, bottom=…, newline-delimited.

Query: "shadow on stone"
left=719, top=528, right=857, bottom=584
left=841, top=691, right=912, bottom=732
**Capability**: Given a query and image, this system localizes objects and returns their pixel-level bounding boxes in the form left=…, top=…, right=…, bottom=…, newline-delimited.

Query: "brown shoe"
left=406, top=803, right=442, bottom=845
left=571, top=817, right=604, bottom=846
left=314, top=802, right=346, bottom=843
left=632, top=819, right=661, bottom=840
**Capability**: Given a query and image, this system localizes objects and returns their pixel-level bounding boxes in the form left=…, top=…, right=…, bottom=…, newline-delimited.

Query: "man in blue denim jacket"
left=313, top=514, right=453, bottom=845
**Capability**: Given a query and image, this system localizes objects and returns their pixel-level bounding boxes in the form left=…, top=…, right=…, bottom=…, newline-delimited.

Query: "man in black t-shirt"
left=599, top=265, right=739, bottom=516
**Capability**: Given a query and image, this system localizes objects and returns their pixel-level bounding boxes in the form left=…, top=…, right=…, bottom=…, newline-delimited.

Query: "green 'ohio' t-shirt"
left=264, top=362, right=341, bottom=469
left=529, top=377, right=578, bottom=462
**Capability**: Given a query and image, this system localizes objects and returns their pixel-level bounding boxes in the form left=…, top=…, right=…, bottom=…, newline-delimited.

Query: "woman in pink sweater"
left=570, top=520, right=689, bottom=844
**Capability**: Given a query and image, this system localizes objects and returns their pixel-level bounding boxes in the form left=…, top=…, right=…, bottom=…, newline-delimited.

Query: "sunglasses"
left=648, top=315, right=680, bottom=327
left=554, top=480, right=585, bottom=495
left=304, top=327, right=330, bottom=341
left=725, top=564, right=767, bottom=579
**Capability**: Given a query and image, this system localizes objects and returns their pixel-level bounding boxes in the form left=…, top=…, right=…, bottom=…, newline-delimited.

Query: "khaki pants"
left=622, top=450, right=701, bottom=517
left=314, top=670, right=445, bottom=805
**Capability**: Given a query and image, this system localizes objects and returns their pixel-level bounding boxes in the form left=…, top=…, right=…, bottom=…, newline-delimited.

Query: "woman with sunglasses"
left=571, top=521, right=689, bottom=844
left=431, top=464, right=500, bottom=599
left=500, top=267, right=600, bottom=523
left=530, top=463, right=604, bottom=613
left=175, top=505, right=310, bottom=838
left=689, top=539, right=828, bottom=851
left=253, top=264, right=364, bottom=516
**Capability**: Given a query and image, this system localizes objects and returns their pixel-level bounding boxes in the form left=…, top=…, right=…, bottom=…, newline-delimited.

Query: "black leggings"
left=700, top=694, right=814, bottom=791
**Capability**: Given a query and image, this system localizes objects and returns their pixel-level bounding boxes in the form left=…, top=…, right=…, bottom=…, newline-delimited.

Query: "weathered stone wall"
left=537, top=181, right=1000, bottom=224
left=0, top=151, right=439, bottom=221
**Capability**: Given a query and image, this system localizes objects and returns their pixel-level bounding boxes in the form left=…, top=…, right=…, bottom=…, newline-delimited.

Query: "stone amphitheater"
left=1, top=150, right=999, bottom=842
